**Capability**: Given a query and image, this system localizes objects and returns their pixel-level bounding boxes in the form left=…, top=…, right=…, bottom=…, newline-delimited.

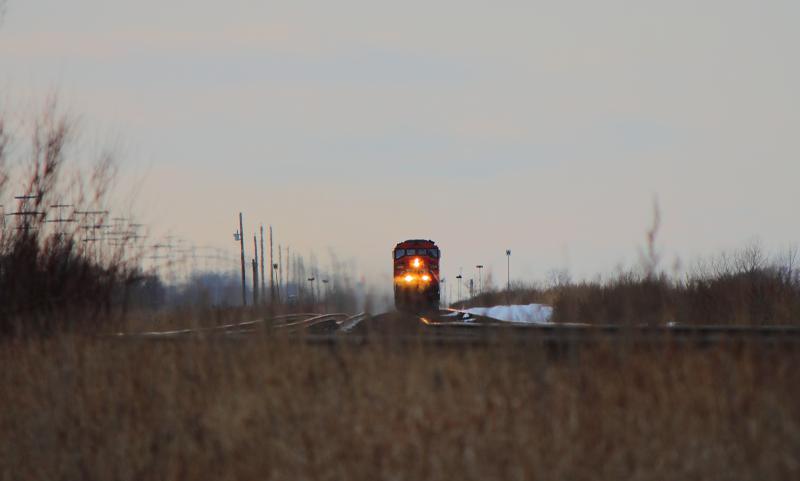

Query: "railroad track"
left=116, top=312, right=366, bottom=340
left=304, top=309, right=800, bottom=347
left=115, top=309, right=800, bottom=347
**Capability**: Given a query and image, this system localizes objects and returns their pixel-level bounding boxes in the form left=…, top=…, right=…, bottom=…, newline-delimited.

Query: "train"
left=393, top=239, right=440, bottom=311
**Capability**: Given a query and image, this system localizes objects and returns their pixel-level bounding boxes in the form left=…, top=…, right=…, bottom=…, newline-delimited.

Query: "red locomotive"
left=393, top=239, right=440, bottom=311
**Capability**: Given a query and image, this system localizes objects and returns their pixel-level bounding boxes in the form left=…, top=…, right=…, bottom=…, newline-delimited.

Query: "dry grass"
left=458, top=245, right=800, bottom=326
left=1, top=334, right=798, bottom=480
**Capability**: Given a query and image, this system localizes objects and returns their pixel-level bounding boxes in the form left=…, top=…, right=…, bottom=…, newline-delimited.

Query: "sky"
left=1, top=0, right=799, bottom=290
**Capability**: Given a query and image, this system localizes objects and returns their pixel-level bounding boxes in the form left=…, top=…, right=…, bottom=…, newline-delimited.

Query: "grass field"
left=2, top=334, right=797, bottom=480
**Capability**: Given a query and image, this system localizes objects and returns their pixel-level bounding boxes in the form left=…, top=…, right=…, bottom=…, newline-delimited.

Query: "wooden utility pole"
left=269, top=226, right=275, bottom=301
left=278, top=244, right=283, bottom=301
left=238, top=212, right=246, bottom=306
left=253, top=235, right=259, bottom=306
left=260, top=225, right=266, bottom=303
left=287, top=246, right=291, bottom=296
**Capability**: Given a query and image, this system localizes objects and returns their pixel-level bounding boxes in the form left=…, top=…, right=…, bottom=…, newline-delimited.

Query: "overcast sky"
left=1, top=0, right=798, bottom=288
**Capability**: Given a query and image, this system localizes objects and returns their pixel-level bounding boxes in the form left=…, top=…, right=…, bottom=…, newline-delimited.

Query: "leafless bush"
left=548, top=243, right=800, bottom=326
left=452, top=241, right=800, bottom=326
left=638, top=198, right=662, bottom=278
left=0, top=103, right=143, bottom=336
left=453, top=280, right=552, bottom=309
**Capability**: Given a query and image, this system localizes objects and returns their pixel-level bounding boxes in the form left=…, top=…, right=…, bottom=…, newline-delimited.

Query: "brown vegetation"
left=458, top=244, right=800, bottom=326
left=1, top=336, right=797, bottom=480
left=0, top=103, right=142, bottom=337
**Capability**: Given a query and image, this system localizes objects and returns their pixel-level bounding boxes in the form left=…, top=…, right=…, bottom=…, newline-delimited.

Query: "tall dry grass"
left=458, top=244, right=800, bottom=326
left=1, top=336, right=797, bottom=480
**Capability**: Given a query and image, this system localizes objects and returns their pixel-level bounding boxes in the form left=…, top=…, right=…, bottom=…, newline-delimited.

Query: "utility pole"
left=9, top=195, right=45, bottom=235
left=456, top=273, right=462, bottom=304
left=253, top=235, right=259, bottom=306
left=46, top=204, right=74, bottom=237
left=286, top=246, right=291, bottom=295
left=476, top=265, right=484, bottom=296
left=448, top=283, right=452, bottom=307
left=260, top=225, right=266, bottom=303
left=269, top=225, right=275, bottom=301
left=506, top=249, right=511, bottom=292
left=278, top=244, right=283, bottom=301
left=235, top=212, right=246, bottom=306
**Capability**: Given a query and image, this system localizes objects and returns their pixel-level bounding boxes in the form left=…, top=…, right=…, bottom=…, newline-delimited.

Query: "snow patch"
left=464, top=303, right=553, bottom=324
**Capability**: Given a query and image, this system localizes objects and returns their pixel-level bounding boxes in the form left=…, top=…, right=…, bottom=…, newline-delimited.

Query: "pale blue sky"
left=1, top=0, right=799, bottom=288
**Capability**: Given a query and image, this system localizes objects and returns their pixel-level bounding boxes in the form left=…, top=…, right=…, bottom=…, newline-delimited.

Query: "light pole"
left=456, top=274, right=462, bottom=304
left=506, top=249, right=511, bottom=292
left=307, top=277, right=316, bottom=305
left=322, top=279, right=329, bottom=309
left=273, top=263, right=279, bottom=301
left=440, top=278, right=446, bottom=308
left=476, top=265, right=484, bottom=296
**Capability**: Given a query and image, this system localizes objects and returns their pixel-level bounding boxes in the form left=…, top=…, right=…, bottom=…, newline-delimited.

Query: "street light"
left=506, top=249, right=511, bottom=292
left=476, top=265, right=484, bottom=296
left=307, top=277, right=316, bottom=304
left=455, top=274, right=462, bottom=303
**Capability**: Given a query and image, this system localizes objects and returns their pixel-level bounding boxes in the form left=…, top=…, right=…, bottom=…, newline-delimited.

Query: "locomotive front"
left=393, top=239, right=440, bottom=311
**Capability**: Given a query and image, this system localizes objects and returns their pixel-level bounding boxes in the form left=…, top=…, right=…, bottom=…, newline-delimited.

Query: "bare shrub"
left=0, top=103, right=142, bottom=337
left=638, top=198, right=662, bottom=279
left=547, top=243, right=800, bottom=326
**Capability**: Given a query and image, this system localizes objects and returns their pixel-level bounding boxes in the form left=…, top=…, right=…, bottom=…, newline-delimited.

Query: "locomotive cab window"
left=406, top=249, right=416, bottom=256
left=394, top=249, right=405, bottom=259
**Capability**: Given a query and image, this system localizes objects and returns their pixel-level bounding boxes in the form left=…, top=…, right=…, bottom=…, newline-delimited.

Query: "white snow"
left=463, top=303, right=553, bottom=324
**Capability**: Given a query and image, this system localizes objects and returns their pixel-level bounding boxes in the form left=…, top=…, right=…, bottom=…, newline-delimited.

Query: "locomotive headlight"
left=412, top=258, right=422, bottom=268
left=421, top=274, right=431, bottom=282
left=404, top=274, right=414, bottom=283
